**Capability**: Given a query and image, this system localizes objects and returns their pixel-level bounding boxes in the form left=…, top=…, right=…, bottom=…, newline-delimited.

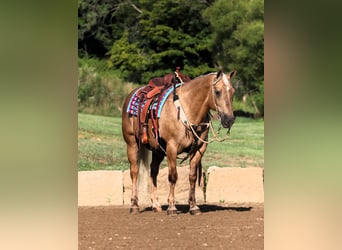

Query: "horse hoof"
left=167, top=209, right=178, bottom=216
left=130, top=207, right=139, bottom=214
left=189, top=208, right=201, bottom=215
left=152, top=206, right=162, bottom=212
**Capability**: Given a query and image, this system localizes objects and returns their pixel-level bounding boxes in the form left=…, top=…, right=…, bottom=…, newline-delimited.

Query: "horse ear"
left=229, top=69, right=237, bottom=79
left=216, top=69, right=223, bottom=78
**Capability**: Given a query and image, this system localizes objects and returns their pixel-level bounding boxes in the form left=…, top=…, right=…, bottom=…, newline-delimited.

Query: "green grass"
left=204, top=117, right=264, bottom=169
left=78, top=113, right=264, bottom=171
left=78, top=113, right=127, bottom=171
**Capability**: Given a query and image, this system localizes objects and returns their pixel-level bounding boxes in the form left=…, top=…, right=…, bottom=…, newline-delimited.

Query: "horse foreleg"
left=166, top=144, right=178, bottom=215
left=127, top=143, right=139, bottom=213
left=189, top=144, right=207, bottom=215
left=150, top=152, right=164, bottom=212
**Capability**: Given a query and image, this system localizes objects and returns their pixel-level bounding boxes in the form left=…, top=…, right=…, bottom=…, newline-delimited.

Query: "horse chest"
left=177, top=126, right=209, bottom=154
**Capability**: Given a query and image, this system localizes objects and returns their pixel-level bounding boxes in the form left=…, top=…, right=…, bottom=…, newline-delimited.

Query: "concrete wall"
left=206, top=166, right=264, bottom=203
left=78, top=166, right=264, bottom=206
left=78, top=170, right=123, bottom=206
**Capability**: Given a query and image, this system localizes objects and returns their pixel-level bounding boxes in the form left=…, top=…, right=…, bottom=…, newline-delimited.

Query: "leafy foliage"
left=203, top=0, right=264, bottom=98
left=108, top=31, right=149, bottom=82
left=107, top=0, right=215, bottom=83
left=248, top=81, right=264, bottom=117
left=78, top=0, right=140, bottom=57
left=78, top=57, right=139, bottom=116
left=78, top=0, right=264, bottom=114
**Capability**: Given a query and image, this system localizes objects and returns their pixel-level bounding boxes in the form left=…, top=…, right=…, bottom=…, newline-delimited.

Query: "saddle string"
left=174, top=70, right=185, bottom=84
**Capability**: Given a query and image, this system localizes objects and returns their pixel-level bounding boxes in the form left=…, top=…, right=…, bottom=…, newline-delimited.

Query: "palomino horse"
left=122, top=69, right=236, bottom=214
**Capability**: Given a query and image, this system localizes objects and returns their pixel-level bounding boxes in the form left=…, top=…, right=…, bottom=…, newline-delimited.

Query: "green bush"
left=233, top=100, right=255, bottom=114
left=78, top=81, right=93, bottom=103
left=248, top=81, right=264, bottom=117
left=78, top=57, right=264, bottom=118
left=78, top=57, right=139, bottom=116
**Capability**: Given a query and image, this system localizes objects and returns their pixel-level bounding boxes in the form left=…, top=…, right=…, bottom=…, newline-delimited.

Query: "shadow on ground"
left=141, top=204, right=252, bottom=214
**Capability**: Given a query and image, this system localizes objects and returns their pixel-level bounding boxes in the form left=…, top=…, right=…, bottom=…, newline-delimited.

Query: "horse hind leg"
left=150, top=151, right=164, bottom=212
left=127, top=142, right=140, bottom=214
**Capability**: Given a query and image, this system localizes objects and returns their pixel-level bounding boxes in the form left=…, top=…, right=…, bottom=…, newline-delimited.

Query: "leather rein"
left=174, top=71, right=231, bottom=145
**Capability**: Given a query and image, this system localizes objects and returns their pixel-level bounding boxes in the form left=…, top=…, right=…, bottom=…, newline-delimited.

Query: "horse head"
left=212, top=69, right=236, bottom=129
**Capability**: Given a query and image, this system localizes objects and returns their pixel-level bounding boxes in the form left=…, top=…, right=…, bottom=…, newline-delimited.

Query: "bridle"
left=174, top=71, right=232, bottom=145
left=211, top=72, right=232, bottom=113
left=156, top=71, right=233, bottom=161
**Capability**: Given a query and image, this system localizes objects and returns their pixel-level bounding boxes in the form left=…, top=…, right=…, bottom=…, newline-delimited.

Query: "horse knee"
left=168, top=169, right=178, bottom=184
left=130, top=167, right=138, bottom=179
left=189, top=173, right=197, bottom=184
left=150, top=167, right=159, bottom=186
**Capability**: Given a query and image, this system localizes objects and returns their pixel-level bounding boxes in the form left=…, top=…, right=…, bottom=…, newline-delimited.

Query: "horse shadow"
left=141, top=204, right=252, bottom=214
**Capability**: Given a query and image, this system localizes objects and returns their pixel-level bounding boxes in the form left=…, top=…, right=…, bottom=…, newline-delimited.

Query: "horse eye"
left=215, top=90, right=221, bottom=97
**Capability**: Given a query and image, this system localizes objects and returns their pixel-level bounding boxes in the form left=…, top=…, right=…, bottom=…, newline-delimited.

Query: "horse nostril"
left=228, top=118, right=235, bottom=128
left=221, top=115, right=235, bottom=128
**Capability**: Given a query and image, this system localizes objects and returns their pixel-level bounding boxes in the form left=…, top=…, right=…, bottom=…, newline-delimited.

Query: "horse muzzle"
left=220, top=114, right=235, bottom=129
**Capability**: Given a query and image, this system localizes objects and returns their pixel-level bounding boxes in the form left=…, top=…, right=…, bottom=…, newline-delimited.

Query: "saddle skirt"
left=126, top=68, right=190, bottom=147
left=126, top=84, right=180, bottom=148
left=126, top=83, right=181, bottom=120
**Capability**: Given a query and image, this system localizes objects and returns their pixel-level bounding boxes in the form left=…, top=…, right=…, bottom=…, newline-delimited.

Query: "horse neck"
left=178, top=74, right=215, bottom=124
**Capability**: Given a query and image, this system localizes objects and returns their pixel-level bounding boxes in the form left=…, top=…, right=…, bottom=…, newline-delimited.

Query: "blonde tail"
left=137, top=146, right=152, bottom=205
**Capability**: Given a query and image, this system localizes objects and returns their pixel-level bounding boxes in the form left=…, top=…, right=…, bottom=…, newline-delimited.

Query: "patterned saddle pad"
left=126, top=84, right=181, bottom=119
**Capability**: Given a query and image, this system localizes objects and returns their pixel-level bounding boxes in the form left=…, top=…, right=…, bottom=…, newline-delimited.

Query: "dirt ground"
left=79, top=203, right=264, bottom=249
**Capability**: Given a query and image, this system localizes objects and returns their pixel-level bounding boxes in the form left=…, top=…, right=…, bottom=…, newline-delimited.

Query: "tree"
left=108, top=31, right=149, bottom=82
left=78, top=0, right=264, bottom=94
left=108, top=0, right=215, bottom=83
left=78, top=0, right=141, bottom=57
left=203, top=0, right=264, bottom=98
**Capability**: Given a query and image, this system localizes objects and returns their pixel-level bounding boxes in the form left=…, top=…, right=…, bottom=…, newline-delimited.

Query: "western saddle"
left=136, top=67, right=191, bottom=146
